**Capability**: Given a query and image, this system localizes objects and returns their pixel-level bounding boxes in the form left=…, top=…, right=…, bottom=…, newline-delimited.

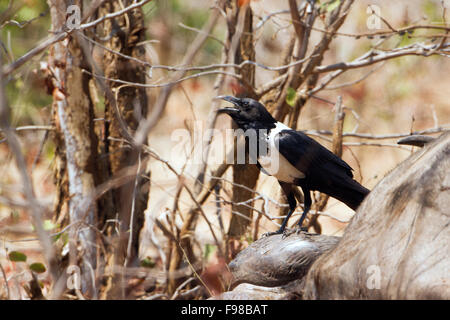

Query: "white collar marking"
left=258, top=122, right=305, bottom=183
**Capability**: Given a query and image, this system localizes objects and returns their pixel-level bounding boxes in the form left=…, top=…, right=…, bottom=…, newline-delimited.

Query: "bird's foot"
left=295, top=225, right=308, bottom=234
left=263, top=227, right=294, bottom=238
left=263, top=225, right=307, bottom=238
left=262, top=230, right=283, bottom=237
left=284, top=228, right=297, bottom=239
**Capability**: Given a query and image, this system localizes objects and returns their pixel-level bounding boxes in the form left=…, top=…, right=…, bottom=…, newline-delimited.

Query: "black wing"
left=275, top=129, right=369, bottom=209
left=275, top=129, right=353, bottom=179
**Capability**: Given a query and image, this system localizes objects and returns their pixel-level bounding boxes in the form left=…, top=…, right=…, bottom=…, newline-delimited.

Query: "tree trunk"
left=96, top=0, right=148, bottom=299
left=48, top=0, right=148, bottom=298
left=228, top=2, right=260, bottom=240
left=48, top=0, right=99, bottom=297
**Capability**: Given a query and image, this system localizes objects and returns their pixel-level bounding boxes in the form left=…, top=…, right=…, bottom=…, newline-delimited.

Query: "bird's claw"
left=262, top=228, right=294, bottom=239
left=295, top=225, right=308, bottom=234
left=262, top=230, right=282, bottom=237
left=281, top=229, right=291, bottom=239
left=263, top=225, right=307, bottom=238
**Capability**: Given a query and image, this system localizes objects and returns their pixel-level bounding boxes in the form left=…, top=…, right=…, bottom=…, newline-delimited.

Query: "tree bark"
left=48, top=0, right=99, bottom=297
left=96, top=0, right=149, bottom=298
left=228, top=2, right=260, bottom=239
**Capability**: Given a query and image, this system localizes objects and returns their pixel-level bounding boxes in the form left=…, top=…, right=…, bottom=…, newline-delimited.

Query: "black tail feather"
left=319, top=177, right=369, bottom=210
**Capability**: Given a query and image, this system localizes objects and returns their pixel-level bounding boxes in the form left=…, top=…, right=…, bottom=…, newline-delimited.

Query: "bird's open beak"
left=215, top=95, right=240, bottom=115
left=215, top=95, right=240, bottom=104
left=217, top=107, right=240, bottom=115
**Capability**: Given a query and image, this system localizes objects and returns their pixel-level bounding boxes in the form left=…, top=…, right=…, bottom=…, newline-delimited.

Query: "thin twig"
left=303, top=126, right=449, bottom=140
left=133, top=4, right=224, bottom=150
left=144, top=146, right=224, bottom=256
left=0, top=263, right=10, bottom=299
left=309, top=96, right=344, bottom=231
left=0, top=55, right=58, bottom=285
left=178, top=22, right=226, bottom=47
left=315, top=42, right=450, bottom=74
left=2, top=0, right=152, bottom=76
left=170, top=277, right=196, bottom=300
left=125, top=151, right=142, bottom=268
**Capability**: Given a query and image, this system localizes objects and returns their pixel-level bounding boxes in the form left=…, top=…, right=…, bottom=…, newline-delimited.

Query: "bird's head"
left=216, top=96, right=276, bottom=129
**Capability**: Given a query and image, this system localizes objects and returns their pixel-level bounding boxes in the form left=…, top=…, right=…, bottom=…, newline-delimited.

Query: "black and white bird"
left=217, top=95, right=370, bottom=235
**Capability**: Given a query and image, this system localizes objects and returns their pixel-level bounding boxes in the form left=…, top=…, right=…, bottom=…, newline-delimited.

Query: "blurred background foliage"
left=0, top=0, right=449, bottom=299
left=1, top=0, right=51, bottom=125
left=0, top=0, right=449, bottom=226
left=0, top=0, right=229, bottom=125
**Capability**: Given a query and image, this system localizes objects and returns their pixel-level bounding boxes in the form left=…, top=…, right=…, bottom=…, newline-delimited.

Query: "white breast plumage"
left=258, top=122, right=305, bottom=183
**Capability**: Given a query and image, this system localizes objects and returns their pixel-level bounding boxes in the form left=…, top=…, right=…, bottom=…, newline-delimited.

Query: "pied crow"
left=217, top=95, right=370, bottom=235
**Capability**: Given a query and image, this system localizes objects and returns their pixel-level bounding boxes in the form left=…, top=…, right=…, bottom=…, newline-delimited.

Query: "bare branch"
left=133, top=4, right=224, bottom=149
left=303, top=126, right=450, bottom=140
left=315, top=42, right=450, bottom=74
left=83, top=68, right=243, bottom=89
left=0, top=56, right=58, bottom=284
left=178, top=22, right=226, bottom=47
left=2, top=0, right=152, bottom=77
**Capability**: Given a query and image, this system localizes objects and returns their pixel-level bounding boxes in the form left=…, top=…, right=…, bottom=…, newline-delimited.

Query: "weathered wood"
left=211, top=281, right=304, bottom=300
left=303, top=131, right=450, bottom=299
left=97, top=0, right=149, bottom=299
left=397, top=135, right=436, bottom=147
left=100, top=0, right=148, bottom=262
left=48, top=0, right=99, bottom=297
left=228, top=231, right=340, bottom=287
left=220, top=133, right=449, bottom=300
left=228, top=3, right=260, bottom=238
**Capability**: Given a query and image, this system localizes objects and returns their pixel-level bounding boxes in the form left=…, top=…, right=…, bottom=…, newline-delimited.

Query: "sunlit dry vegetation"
left=0, top=0, right=449, bottom=300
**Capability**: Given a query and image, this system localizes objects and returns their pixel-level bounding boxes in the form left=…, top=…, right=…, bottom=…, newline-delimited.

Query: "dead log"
left=228, top=231, right=340, bottom=287
left=303, top=131, right=450, bottom=299
left=211, top=281, right=304, bottom=300
left=220, top=132, right=449, bottom=300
